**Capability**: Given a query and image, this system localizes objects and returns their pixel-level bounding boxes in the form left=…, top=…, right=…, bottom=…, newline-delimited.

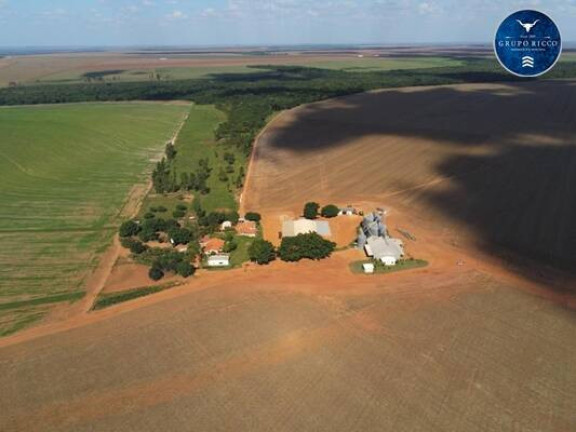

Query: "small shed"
left=339, top=206, right=356, bottom=216
left=207, top=255, right=230, bottom=267
left=221, top=221, right=233, bottom=230
left=362, top=263, right=375, bottom=274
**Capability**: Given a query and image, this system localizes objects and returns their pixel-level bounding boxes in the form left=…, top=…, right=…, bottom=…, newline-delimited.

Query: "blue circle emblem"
left=494, top=10, right=562, bottom=77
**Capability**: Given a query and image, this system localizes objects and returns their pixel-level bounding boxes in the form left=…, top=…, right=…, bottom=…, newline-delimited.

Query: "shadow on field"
left=265, top=80, right=576, bottom=291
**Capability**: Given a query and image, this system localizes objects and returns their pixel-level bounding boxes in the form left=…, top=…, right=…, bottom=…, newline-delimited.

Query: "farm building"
left=236, top=220, right=258, bottom=237
left=207, top=254, right=230, bottom=267
left=200, top=236, right=225, bottom=255
left=362, top=263, right=375, bottom=274
left=220, top=221, right=233, bottom=230
left=338, top=206, right=357, bottom=216
left=364, top=236, right=404, bottom=266
left=282, top=218, right=332, bottom=238
left=359, top=212, right=404, bottom=265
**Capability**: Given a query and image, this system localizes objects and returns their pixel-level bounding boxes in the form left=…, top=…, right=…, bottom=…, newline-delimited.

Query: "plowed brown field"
left=243, top=81, right=576, bottom=283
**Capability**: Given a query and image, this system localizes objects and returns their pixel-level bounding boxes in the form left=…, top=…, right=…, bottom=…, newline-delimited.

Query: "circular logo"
left=494, top=10, right=562, bottom=77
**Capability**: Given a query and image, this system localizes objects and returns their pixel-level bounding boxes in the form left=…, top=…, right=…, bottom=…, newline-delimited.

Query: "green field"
left=33, top=57, right=463, bottom=86
left=141, top=104, right=242, bottom=214
left=38, top=65, right=262, bottom=85
left=306, top=56, right=464, bottom=72
left=0, top=102, right=189, bottom=335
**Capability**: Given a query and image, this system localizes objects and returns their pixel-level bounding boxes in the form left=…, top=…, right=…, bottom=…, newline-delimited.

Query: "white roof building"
left=362, top=263, right=375, bottom=273
left=207, top=254, right=230, bottom=267
left=282, top=218, right=332, bottom=238
left=364, top=236, right=404, bottom=266
left=220, top=221, right=233, bottom=230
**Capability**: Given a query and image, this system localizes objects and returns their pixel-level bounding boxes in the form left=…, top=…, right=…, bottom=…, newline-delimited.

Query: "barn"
left=282, top=218, right=332, bottom=238
left=359, top=212, right=404, bottom=265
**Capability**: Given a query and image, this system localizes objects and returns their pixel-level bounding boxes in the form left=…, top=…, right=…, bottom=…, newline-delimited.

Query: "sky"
left=1, top=0, right=576, bottom=47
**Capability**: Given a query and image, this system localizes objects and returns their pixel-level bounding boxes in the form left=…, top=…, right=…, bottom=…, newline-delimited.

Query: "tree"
left=223, top=152, right=235, bottom=164
left=138, top=227, right=159, bottom=243
left=303, top=202, right=320, bottom=219
left=176, top=261, right=195, bottom=278
left=169, top=227, right=192, bottom=245
left=218, top=167, right=228, bottom=182
left=244, top=212, right=261, bottom=222
left=278, top=232, right=336, bottom=262
left=223, top=238, right=238, bottom=253
left=173, top=209, right=186, bottom=218
left=149, top=266, right=164, bottom=281
left=165, top=143, right=177, bottom=160
left=227, top=211, right=240, bottom=224
left=192, top=199, right=205, bottom=217
left=119, top=220, right=140, bottom=237
left=249, top=239, right=276, bottom=264
left=321, top=204, right=340, bottom=218
left=121, top=238, right=148, bottom=255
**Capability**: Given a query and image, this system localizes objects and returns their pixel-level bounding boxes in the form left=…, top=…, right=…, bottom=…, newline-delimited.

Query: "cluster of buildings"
left=201, top=218, right=259, bottom=267
left=358, top=212, right=404, bottom=266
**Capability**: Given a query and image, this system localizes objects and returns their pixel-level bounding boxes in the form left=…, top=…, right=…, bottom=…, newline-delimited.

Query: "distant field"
left=306, top=56, right=464, bottom=71
left=0, top=53, right=463, bottom=87
left=0, top=102, right=189, bottom=335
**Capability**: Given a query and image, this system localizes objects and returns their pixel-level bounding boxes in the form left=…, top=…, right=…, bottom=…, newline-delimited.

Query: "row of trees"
left=303, top=202, right=340, bottom=219
left=152, top=156, right=212, bottom=195
left=248, top=232, right=336, bottom=265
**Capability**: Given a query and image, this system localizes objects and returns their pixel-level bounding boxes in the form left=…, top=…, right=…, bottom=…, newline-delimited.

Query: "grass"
left=0, top=292, right=85, bottom=311
left=140, top=104, right=244, bottom=214
left=229, top=236, right=254, bottom=267
left=349, top=258, right=429, bottom=275
left=0, top=102, right=189, bottom=335
left=92, top=282, right=180, bottom=310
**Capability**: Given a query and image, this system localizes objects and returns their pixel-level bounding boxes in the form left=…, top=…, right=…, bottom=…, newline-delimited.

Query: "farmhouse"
left=200, top=236, right=225, bottom=255
left=236, top=220, right=258, bottom=237
left=207, top=254, right=230, bottom=267
left=282, top=218, right=332, bottom=238
left=358, top=212, right=404, bottom=265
